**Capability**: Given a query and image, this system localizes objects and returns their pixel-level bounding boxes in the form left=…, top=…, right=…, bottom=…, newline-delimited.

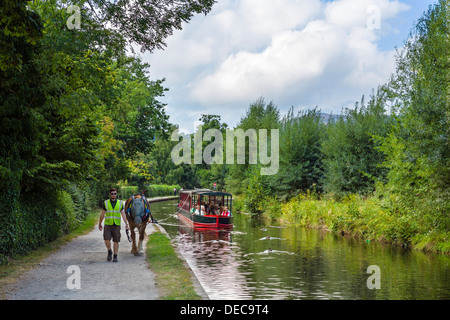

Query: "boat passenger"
left=195, top=205, right=204, bottom=215
left=221, top=207, right=231, bottom=217
left=207, top=202, right=214, bottom=215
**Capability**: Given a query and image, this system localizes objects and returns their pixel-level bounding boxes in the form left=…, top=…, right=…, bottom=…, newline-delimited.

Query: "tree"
left=377, top=0, right=449, bottom=235
left=0, top=0, right=45, bottom=211
left=268, top=108, right=324, bottom=200
left=321, top=89, right=392, bottom=198
left=0, top=0, right=213, bottom=261
left=194, top=114, right=228, bottom=188
left=78, top=0, right=216, bottom=52
left=109, top=58, right=171, bottom=159
left=225, top=97, right=280, bottom=194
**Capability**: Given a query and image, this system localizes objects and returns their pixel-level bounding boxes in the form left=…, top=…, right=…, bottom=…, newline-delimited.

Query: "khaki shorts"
left=103, top=224, right=121, bottom=242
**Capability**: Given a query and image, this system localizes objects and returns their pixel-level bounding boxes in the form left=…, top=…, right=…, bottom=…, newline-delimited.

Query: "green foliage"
left=243, top=166, right=268, bottom=215
left=110, top=61, right=171, bottom=159
left=376, top=0, right=449, bottom=237
left=226, top=97, right=280, bottom=194
left=0, top=0, right=43, bottom=70
left=268, top=108, right=324, bottom=200
left=229, top=1, right=449, bottom=253
left=147, top=184, right=181, bottom=197
left=0, top=184, right=95, bottom=264
left=119, top=186, right=139, bottom=199
left=263, top=196, right=283, bottom=221
left=321, top=89, right=392, bottom=198
left=0, top=0, right=216, bottom=263
left=277, top=192, right=431, bottom=249
left=119, top=184, right=181, bottom=199
left=86, top=0, right=216, bottom=53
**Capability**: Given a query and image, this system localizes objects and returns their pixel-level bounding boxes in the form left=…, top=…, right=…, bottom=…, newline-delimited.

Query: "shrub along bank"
left=0, top=183, right=97, bottom=265
left=240, top=191, right=449, bottom=254
left=119, top=184, right=181, bottom=199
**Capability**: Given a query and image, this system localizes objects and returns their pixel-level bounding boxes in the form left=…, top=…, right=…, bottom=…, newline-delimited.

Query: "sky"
left=143, top=0, right=436, bottom=133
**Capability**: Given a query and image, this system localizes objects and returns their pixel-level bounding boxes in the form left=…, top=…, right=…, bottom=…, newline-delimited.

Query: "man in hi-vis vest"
left=98, top=188, right=129, bottom=262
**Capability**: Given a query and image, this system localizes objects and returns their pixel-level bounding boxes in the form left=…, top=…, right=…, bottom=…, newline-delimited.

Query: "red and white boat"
left=177, top=189, right=233, bottom=229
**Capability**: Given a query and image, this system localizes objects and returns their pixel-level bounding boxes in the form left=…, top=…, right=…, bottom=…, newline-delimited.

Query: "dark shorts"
left=103, top=224, right=121, bottom=242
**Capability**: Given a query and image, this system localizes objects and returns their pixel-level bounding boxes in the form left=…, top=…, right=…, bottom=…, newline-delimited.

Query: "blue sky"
left=143, top=0, right=436, bottom=132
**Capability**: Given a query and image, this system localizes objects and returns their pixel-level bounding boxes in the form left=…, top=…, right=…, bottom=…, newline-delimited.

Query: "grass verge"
left=0, top=209, right=100, bottom=299
left=146, top=228, right=202, bottom=300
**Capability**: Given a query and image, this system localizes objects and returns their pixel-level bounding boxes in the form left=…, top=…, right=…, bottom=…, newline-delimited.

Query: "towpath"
left=6, top=196, right=178, bottom=300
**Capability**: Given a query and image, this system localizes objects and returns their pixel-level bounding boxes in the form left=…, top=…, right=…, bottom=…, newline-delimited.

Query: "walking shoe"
left=107, top=249, right=112, bottom=261
left=113, top=254, right=118, bottom=262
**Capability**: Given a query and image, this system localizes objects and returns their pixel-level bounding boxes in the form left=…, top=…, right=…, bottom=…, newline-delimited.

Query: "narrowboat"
left=177, top=189, right=233, bottom=229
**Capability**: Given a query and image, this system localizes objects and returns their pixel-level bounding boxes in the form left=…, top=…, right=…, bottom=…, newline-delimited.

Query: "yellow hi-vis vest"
left=104, top=199, right=123, bottom=226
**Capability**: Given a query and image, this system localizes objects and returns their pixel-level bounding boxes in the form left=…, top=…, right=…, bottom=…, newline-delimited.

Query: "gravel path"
left=7, top=223, right=160, bottom=300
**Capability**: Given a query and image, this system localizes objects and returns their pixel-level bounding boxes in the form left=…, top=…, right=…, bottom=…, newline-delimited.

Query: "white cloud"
left=191, top=20, right=347, bottom=103
left=146, top=0, right=413, bottom=129
left=188, top=0, right=409, bottom=109
left=325, top=0, right=410, bottom=29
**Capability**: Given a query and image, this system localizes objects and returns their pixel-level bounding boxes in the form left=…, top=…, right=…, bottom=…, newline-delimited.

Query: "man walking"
left=98, top=188, right=129, bottom=262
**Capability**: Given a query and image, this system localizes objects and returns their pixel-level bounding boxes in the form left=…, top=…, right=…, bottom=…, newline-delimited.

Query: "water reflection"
left=151, top=200, right=450, bottom=300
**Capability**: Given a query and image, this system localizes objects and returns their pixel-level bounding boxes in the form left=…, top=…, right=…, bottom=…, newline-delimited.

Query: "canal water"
left=151, top=200, right=449, bottom=300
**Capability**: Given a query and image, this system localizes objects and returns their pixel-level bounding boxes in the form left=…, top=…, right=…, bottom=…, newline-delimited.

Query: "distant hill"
left=319, top=113, right=342, bottom=124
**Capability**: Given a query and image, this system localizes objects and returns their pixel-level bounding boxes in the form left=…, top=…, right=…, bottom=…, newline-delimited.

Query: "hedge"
left=119, top=184, right=181, bottom=199
left=0, top=183, right=96, bottom=266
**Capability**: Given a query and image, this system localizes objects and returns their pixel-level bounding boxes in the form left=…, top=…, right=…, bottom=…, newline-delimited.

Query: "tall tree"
left=268, top=108, right=324, bottom=200
left=0, top=0, right=215, bottom=261
left=225, top=97, right=280, bottom=194
left=194, top=114, right=228, bottom=188
left=72, top=0, right=216, bottom=52
left=321, top=89, right=392, bottom=198
left=377, top=0, right=449, bottom=233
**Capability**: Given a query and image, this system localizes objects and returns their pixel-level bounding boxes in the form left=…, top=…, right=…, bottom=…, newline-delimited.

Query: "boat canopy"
left=179, top=189, right=232, bottom=215
left=180, top=189, right=232, bottom=197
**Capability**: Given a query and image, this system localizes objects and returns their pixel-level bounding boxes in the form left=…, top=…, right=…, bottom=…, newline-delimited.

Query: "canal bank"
left=151, top=199, right=450, bottom=300
left=146, top=223, right=209, bottom=300
left=146, top=196, right=210, bottom=299
left=148, top=196, right=179, bottom=204
left=235, top=193, right=449, bottom=255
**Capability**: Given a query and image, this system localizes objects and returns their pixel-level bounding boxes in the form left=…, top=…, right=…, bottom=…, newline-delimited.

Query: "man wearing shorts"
left=98, top=188, right=129, bottom=262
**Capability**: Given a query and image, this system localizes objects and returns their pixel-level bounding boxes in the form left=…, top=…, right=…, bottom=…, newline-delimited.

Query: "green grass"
left=0, top=209, right=100, bottom=299
left=146, top=228, right=202, bottom=300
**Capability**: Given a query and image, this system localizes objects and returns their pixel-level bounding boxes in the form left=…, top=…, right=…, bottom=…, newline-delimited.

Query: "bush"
left=243, top=166, right=268, bottom=216
left=146, top=184, right=181, bottom=197
left=0, top=182, right=94, bottom=265
left=119, top=184, right=181, bottom=199
left=120, top=185, right=139, bottom=199
left=264, top=197, right=283, bottom=220
left=232, top=196, right=244, bottom=212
